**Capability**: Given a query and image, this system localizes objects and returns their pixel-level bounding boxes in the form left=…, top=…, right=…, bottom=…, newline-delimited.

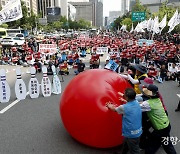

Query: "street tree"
left=121, top=18, right=132, bottom=31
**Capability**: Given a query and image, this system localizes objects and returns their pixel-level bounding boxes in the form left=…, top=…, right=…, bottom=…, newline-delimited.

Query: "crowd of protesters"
left=0, top=31, right=179, bottom=80
left=0, top=30, right=179, bottom=153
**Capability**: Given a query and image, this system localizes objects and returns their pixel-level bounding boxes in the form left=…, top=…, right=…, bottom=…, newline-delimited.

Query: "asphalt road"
left=0, top=54, right=180, bottom=154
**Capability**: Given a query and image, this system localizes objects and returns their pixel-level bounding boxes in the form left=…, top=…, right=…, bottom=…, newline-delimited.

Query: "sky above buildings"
left=103, top=0, right=121, bottom=16
left=68, top=0, right=121, bottom=17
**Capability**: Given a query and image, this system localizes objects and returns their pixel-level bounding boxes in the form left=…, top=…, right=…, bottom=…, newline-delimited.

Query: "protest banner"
left=96, top=47, right=108, bottom=55
left=0, top=0, right=22, bottom=24
left=39, top=44, right=58, bottom=54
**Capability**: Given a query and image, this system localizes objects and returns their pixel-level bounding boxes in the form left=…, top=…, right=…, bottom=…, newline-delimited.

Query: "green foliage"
left=132, top=0, right=151, bottom=19
left=121, top=18, right=132, bottom=31
left=38, top=16, right=92, bottom=32
left=52, top=21, right=63, bottom=31
left=78, top=19, right=91, bottom=29
left=0, top=24, right=8, bottom=28
left=156, top=2, right=177, bottom=21
left=113, top=0, right=151, bottom=30
left=113, top=0, right=179, bottom=33
left=157, top=2, right=180, bottom=33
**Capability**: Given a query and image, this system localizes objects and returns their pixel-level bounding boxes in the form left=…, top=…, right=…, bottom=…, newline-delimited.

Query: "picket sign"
left=104, top=60, right=118, bottom=72
left=96, top=47, right=108, bottom=55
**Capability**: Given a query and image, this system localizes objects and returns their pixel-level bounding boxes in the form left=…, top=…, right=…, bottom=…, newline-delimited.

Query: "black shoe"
left=175, top=108, right=180, bottom=112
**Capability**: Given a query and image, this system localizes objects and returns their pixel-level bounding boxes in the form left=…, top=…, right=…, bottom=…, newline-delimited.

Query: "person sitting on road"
left=33, top=58, right=42, bottom=73
left=59, top=61, right=69, bottom=75
left=91, top=60, right=100, bottom=69
left=74, top=60, right=85, bottom=75
left=104, top=59, right=109, bottom=68
left=168, top=63, right=179, bottom=81
left=147, top=64, right=157, bottom=80
left=47, top=59, right=54, bottom=75
left=159, top=64, right=169, bottom=82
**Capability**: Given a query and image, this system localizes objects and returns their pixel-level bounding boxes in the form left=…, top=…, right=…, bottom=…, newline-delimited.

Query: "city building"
left=68, top=1, right=95, bottom=26
left=104, top=16, right=108, bottom=27
left=129, top=0, right=136, bottom=11
left=0, top=0, right=37, bottom=15
left=69, top=0, right=103, bottom=27
left=90, top=0, right=103, bottom=28
left=140, top=0, right=166, bottom=12
left=121, top=0, right=128, bottom=15
left=46, top=7, right=61, bottom=23
left=108, top=11, right=121, bottom=26
left=68, top=3, right=76, bottom=21
left=140, top=0, right=180, bottom=13
left=30, top=0, right=38, bottom=15
left=37, top=0, right=68, bottom=18
left=60, top=0, right=68, bottom=18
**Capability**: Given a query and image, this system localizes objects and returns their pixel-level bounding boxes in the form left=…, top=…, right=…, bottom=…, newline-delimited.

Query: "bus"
left=0, top=28, right=8, bottom=39
left=6, top=29, right=29, bottom=37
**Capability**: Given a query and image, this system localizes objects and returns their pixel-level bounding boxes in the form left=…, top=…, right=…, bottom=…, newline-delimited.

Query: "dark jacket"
left=78, top=63, right=85, bottom=72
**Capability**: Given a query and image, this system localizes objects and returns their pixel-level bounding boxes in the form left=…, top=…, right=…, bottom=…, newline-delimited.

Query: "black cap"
left=133, top=64, right=147, bottom=74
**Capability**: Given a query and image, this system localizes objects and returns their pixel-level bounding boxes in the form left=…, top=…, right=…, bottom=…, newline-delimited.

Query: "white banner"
left=77, top=34, right=89, bottom=40
left=39, top=44, right=58, bottom=54
left=0, top=0, right=23, bottom=24
left=96, top=47, right=108, bottom=55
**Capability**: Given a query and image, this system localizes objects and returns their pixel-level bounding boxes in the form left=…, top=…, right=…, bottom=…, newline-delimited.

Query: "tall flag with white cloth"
left=0, top=0, right=23, bottom=25
left=120, top=25, right=127, bottom=31
left=159, top=14, right=167, bottom=32
left=140, top=20, right=148, bottom=29
left=130, top=23, right=134, bottom=33
left=150, top=19, right=155, bottom=32
left=135, top=23, right=145, bottom=33
left=147, top=18, right=152, bottom=31
left=153, top=16, right=160, bottom=34
left=168, top=10, right=179, bottom=33
left=168, top=10, right=178, bottom=27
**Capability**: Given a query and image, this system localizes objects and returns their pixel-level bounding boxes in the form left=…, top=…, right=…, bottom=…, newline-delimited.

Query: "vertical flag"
left=147, top=18, right=152, bottom=31
left=168, top=10, right=179, bottom=33
left=130, top=23, right=134, bottom=33
left=159, top=14, right=167, bottom=32
left=153, top=16, right=160, bottom=34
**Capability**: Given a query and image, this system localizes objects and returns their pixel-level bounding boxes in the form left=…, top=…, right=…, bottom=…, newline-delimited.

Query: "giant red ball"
left=60, top=69, right=132, bottom=148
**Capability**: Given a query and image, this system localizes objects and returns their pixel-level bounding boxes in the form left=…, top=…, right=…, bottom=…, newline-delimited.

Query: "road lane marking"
left=0, top=92, right=29, bottom=114
left=177, top=94, right=180, bottom=98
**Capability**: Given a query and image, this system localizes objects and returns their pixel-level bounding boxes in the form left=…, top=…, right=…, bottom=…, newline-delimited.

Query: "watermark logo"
left=162, top=137, right=180, bottom=145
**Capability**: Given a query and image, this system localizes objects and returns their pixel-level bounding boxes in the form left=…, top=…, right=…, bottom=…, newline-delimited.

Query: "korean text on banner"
left=39, top=44, right=58, bottom=54
left=96, top=47, right=108, bottom=55
left=0, top=0, right=23, bottom=25
left=105, top=60, right=118, bottom=72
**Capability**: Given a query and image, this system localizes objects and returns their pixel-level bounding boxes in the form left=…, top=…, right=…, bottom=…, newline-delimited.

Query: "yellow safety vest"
left=134, top=74, right=148, bottom=94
